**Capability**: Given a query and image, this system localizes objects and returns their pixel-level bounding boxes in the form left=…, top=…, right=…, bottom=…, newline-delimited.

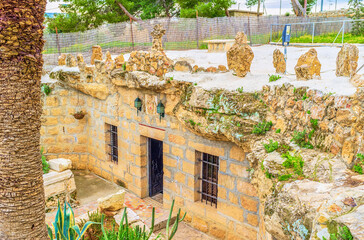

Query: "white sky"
left=231, top=0, right=350, bottom=15
left=46, top=0, right=350, bottom=15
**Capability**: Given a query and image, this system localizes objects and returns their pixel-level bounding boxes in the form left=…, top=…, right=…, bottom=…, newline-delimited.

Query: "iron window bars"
left=106, top=124, right=118, bottom=163
left=198, top=152, right=219, bottom=208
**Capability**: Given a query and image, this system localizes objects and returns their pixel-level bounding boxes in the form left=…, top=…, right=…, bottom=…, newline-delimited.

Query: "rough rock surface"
left=336, top=43, right=359, bottom=77
left=174, top=61, right=192, bottom=72
left=294, top=48, right=321, bottom=80
left=227, top=32, right=254, bottom=77
left=91, top=45, right=103, bottom=64
left=48, top=158, right=72, bottom=172
left=114, top=54, right=125, bottom=69
left=273, top=49, right=286, bottom=74
left=66, top=54, right=77, bottom=67
left=104, top=51, right=114, bottom=70
left=151, top=24, right=166, bottom=52
left=350, top=73, right=364, bottom=87
left=58, top=53, right=66, bottom=66
left=125, top=50, right=173, bottom=77
left=98, top=190, right=126, bottom=214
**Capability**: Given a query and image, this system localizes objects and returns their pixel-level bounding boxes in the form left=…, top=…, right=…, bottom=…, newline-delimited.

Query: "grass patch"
left=274, top=32, right=364, bottom=44
left=269, top=74, right=281, bottom=82
left=353, top=153, right=364, bottom=174
left=281, top=152, right=304, bottom=176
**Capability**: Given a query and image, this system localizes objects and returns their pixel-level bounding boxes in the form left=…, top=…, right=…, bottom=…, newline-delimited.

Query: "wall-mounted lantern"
left=157, top=101, right=165, bottom=121
left=134, top=97, right=142, bottom=115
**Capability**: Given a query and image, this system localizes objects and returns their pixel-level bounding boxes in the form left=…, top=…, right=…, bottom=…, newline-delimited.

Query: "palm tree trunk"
left=0, top=1, right=48, bottom=239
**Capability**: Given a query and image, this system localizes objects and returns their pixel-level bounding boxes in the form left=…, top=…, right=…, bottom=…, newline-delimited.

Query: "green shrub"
left=268, top=74, right=281, bottom=82
left=41, top=147, right=49, bottom=174
left=275, top=128, right=281, bottom=133
left=278, top=174, right=292, bottom=181
left=264, top=140, right=279, bottom=153
left=252, top=121, right=273, bottom=135
left=285, top=12, right=290, bottom=16
left=281, top=152, right=304, bottom=176
left=353, top=153, right=364, bottom=174
left=310, top=119, right=318, bottom=130
left=302, top=92, right=308, bottom=100
left=291, top=130, right=313, bottom=149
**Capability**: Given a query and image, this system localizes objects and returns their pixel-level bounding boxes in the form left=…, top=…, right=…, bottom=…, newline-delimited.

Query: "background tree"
left=245, top=0, right=263, bottom=15
left=347, top=0, right=364, bottom=35
left=178, top=0, right=236, bottom=18
left=291, top=0, right=316, bottom=16
left=0, top=0, right=48, bottom=239
left=47, top=0, right=177, bottom=33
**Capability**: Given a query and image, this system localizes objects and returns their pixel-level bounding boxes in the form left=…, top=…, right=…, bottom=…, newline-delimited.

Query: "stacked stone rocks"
left=125, top=24, right=173, bottom=77
left=227, top=32, right=254, bottom=77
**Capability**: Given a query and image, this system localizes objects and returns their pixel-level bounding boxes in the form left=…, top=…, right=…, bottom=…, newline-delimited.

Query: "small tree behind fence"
left=43, top=15, right=351, bottom=67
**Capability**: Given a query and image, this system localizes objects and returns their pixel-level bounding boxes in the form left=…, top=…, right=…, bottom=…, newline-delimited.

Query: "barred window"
left=106, top=124, right=118, bottom=163
left=198, top=152, right=219, bottom=207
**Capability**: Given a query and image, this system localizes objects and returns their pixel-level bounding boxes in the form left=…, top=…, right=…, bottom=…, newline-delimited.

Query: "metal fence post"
left=130, top=18, right=135, bottom=51
left=312, top=22, right=315, bottom=43
left=342, top=21, right=345, bottom=44
left=270, top=24, right=273, bottom=43
left=196, top=11, right=199, bottom=49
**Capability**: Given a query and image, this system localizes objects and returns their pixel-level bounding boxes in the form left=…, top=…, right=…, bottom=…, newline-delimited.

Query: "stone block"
left=273, top=48, right=286, bottom=74
left=48, top=158, right=72, bottom=172
left=294, top=48, right=321, bottom=80
left=227, top=32, right=254, bottom=77
left=43, top=170, right=76, bottom=199
left=336, top=43, right=358, bottom=77
left=98, top=190, right=126, bottom=213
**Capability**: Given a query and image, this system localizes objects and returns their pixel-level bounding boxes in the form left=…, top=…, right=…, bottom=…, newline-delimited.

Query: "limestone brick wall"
left=41, top=86, right=89, bottom=169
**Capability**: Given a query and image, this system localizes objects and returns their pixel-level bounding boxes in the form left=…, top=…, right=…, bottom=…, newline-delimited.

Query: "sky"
left=46, top=0, right=351, bottom=15
left=230, top=0, right=350, bottom=15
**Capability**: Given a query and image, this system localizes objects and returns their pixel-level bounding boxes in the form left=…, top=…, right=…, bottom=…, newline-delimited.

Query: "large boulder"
left=114, top=54, right=125, bottom=69
left=174, top=61, right=192, bottom=72
left=294, top=48, right=321, bottom=80
left=227, top=32, right=254, bottom=77
left=91, top=45, right=103, bottom=65
left=97, top=190, right=126, bottom=214
left=48, top=158, right=72, bottom=172
left=336, top=43, right=359, bottom=77
left=273, top=49, right=286, bottom=74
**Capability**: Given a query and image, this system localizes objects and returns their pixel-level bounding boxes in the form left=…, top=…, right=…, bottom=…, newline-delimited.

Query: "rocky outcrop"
left=91, top=45, right=103, bottom=65
left=273, top=49, right=286, bottom=74
left=227, top=32, right=254, bottom=77
left=336, top=43, right=359, bottom=77
left=295, top=48, right=321, bottom=80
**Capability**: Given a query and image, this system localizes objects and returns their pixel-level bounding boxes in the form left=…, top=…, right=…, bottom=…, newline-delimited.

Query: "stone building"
left=41, top=40, right=364, bottom=239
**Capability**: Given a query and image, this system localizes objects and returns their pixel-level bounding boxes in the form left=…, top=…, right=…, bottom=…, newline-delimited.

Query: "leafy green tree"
left=291, top=0, right=316, bottom=16
left=348, top=0, right=364, bottom=35
left=178, top=0, right=235, bottom=18
left=46, top=0, right=177, bottom=33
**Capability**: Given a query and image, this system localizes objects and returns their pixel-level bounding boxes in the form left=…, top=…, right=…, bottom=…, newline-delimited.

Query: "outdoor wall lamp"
left=157, top=101, right=165, bottom=121
left=134, top=97, right=142, bottom=115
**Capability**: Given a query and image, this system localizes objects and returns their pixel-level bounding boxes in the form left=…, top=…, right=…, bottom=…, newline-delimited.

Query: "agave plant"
left=47, top=201, right=99, bottom=240
left=100, top=199, right=185, bottom=240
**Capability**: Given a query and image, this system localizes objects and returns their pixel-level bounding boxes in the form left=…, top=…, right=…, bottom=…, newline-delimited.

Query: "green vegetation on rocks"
left=252, top=120, right=273, bottom=135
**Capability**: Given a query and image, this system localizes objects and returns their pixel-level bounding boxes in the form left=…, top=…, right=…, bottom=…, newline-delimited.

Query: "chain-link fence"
left=270, top=19, right=364, bottom=45
left=43, top=16, right=352, bottom=67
